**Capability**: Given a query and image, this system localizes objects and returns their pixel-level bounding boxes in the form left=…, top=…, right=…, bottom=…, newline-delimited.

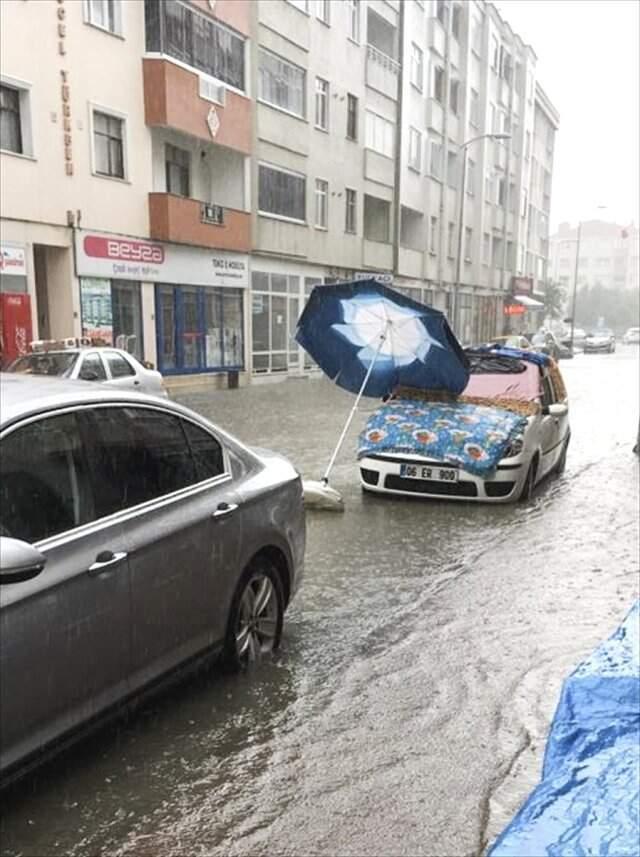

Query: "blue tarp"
left=489, top=601, right=640, bottom=857
left=471, top=345, right=552, bottom=367
left=357, top=398, right=527, bottom=477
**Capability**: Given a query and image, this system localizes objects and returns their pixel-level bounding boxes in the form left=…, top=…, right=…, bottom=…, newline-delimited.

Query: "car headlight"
left=504, top=434, right=524, bottom=458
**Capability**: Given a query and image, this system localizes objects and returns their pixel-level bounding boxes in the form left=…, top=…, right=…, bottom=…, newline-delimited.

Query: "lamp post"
left=453, top=132, right=511, bottom=337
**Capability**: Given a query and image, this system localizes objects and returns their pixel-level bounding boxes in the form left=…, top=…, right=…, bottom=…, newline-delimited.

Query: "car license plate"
left=400, top=463, right=458, bottom=482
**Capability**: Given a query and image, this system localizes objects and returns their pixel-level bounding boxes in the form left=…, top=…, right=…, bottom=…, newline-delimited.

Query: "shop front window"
left=155, top=284, right=244, bottom=375
left=80, top=278, right=143, bottom=360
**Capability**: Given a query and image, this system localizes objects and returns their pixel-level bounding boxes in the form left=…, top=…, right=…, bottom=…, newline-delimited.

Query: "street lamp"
left=453, top=132, right=511, bottom=336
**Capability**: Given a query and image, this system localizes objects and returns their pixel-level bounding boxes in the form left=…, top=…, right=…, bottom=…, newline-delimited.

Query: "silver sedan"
left=7, top=347, right=167, bottom=396
left=0, top=375, right=305, bottom=784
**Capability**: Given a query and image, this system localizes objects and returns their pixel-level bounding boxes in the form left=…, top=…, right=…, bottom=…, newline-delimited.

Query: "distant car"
left=560, top=328, right=587, bottom=349
left=622, top=327, right=640, bottom=345
left=359, top=351, right=570, bottom=504
left=7, top=347, right=167, bottom=397
left=584, top=329, right=616, bottom=353
left=0, top=374, right=305, bottom=783
left=485, top=335, right=533, bottom=350
left=531, top=331, right=573, bottom=360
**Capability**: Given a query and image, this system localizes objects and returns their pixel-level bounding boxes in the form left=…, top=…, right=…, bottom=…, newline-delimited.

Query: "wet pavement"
left=2, top=348, right=639, bottom=857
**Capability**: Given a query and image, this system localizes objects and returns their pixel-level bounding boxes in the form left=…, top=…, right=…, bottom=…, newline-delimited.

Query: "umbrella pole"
left=302, top=324, right=390, bottom=512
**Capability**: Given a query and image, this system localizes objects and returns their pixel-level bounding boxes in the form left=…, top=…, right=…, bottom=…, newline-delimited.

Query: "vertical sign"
left=57, top=0, right=73, bottom=176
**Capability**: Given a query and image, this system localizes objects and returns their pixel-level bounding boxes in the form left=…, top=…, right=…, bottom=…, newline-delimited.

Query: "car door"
left=103, top=350, right=140, bottom=391
left=538, top=370, right=561, bottom=476
left=80, top=404, right=242, bottom=694
left=0, top=411, right=131, bottom=774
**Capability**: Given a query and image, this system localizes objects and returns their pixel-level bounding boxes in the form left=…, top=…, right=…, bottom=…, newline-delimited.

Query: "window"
left=433, top=66, right=445, bottom=104
left=315, top=77, right=329, bottom=130
left=363, top=196, right=390, bottom=242
left=287, top=0, right=308, bottom=11
left=449, top=79, right=460, bottom=115
left=429, top=140, right=443, bottom=179
left=85, top=0, right=122, bottom=34
left=79, top=352, right=107, bottom=381
left=410, top=43, right=424, bottom=90
left=83, top=407, right=199, bottom=517
left=447, top=221, right=455, bottom=257
left=258, top=49, right=305, bottom=117
left=467, top=159, right=475, bottom=195
left=482, top=232, right=490, bottom=265
left=525, top=130, right=531, bottom=160
left=0, top=85, right=22, bottom=154
left=436, top=0, right=447, bottom=26
left=183, top=421, right=225, bottom=482
left=258, top=164, right=306, bottom=222
left=345, top=188, right=357, bottom=233
left=497, top=176, right=506, bottom=206
left=491, top=36, right=499, bottom=71
left=165, top=144, right=190, bottom=197
left=315, top=178, right=328, bottom=228
left=315, top=0, right=330, bottom=23
left=429, top=216, right=438, bottom=253
left=346, top=93, right=358, bottom=141
left=447, top=150, right=458, bottom=188
left=93, top=111, right=124, bottom=178
left=105, top=351, right=135, bottom=378
left=408, top=127, right=422, bottom=171
left=347, top=0, right=360, bottom=41
left=144, top=0, right=245, bottom=91
left=469, top=89, right=479, bottom=127
left=451, top=4, right=461, bottom=40
left=464, top=227, right=472, bottom=260
left=365, top=111, right=394, bottom=158
left=471, top=16, right=482, bottom=54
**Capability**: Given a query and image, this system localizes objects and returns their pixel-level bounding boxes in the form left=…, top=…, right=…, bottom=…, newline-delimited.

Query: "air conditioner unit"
left=199, top=74, right=226, bottom=106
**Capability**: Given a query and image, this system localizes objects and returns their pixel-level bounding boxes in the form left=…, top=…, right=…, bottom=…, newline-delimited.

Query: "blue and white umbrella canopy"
left=295, top=279, right=469, bottom=398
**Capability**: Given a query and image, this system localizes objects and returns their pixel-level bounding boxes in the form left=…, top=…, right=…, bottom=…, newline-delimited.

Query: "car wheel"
left=556, top=434, right=570, bottom=474
left=223, top=559, right=284, bottom=671
left=518, top=458, right=537, bottom=501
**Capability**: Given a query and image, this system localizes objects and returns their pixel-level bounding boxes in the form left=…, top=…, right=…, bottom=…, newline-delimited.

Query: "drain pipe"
left=392, top=0, right=405, bottom=280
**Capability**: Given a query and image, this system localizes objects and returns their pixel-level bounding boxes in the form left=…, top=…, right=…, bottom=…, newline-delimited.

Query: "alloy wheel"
left=234, top=573, right=280, bottom=664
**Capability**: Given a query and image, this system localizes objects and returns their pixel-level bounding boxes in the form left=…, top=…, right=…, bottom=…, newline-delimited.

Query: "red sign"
left=83, top=235, right=165, bottom=264
left=504, top=304, right=526, bottom=316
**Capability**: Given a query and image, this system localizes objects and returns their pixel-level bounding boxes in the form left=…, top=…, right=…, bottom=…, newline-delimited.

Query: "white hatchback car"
left=359, top=352, right=570, bottom=503
left=7, top=348, right=167, bottom=397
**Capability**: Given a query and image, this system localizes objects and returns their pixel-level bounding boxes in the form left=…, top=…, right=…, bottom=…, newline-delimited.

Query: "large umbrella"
left=294, top=279, right=469, bottom=509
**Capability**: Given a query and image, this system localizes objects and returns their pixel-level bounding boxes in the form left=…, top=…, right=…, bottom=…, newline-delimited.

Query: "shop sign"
left=0, top=244, right=27, bottom=277
left=354, top=271, right=393, bottom=285
left=75, top=231, right=248, bottom=289
left=503, top=303, right=526, bottom=316
left=511, top=276, right=533, bottom=296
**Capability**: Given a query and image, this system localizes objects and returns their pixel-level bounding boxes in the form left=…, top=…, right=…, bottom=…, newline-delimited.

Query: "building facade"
left=1, top=0, right=559, bottom=385
left=549, top=220, right=640, bottom=293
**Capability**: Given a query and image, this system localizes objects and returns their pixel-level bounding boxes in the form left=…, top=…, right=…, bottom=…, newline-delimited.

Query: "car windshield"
left=8, top=352, right=79, bottom=377
left=464, top=356, right=541, bottom=401
left=588, top=329, right=612, bottom=337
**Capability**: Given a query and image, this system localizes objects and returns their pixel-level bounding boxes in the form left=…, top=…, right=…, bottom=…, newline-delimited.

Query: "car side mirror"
left=543, top=403, right=568, bottom=418
left=0, top=537, right=47, bottom=584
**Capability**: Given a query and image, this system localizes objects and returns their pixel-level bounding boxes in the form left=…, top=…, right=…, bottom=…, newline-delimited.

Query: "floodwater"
left=1, top=348, right=639, bottom=857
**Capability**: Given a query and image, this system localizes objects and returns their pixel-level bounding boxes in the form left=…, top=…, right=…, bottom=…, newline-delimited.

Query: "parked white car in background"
left=7, top=347, right=167, bottom=397
left=622, top=327, right=640, bottom=344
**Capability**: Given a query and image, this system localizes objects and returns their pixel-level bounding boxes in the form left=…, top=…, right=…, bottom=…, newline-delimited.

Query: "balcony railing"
left=366, top=44, right=400, bottom=99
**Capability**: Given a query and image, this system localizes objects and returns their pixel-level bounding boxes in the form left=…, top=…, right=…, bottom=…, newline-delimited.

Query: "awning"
left=513, top=295, right=545, bottom=308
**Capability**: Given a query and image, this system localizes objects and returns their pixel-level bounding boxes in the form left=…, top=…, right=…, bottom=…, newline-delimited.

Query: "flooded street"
left=2, top=349, right=639, bottom=857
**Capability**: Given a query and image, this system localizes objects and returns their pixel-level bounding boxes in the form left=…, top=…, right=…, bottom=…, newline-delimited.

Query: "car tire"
left=222, top=559, right=284, bottom=671
left=518, top=458, right=537, bottom=501
left=556, top=434, right=570, bottom=474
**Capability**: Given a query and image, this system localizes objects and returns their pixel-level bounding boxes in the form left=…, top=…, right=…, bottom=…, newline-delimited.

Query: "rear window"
left=8, top=352, right=79, bottom=377
left=464, top=357, right=541, bottom=401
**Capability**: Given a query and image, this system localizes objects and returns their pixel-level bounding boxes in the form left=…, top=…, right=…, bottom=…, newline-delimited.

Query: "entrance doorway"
left=33, top=245, right=50, bottom=340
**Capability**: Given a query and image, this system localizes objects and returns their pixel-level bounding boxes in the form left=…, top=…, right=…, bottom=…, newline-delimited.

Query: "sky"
left=494, top=0, right=640, bottom=231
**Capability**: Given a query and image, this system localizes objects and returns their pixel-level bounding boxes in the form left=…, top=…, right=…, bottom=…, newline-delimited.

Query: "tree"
left=575, top=284, right=640, bottom=333
left=543, top=280, right=567, bottom=319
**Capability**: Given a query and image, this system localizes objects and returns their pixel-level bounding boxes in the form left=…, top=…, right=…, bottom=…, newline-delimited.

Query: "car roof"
left=1, top=374, right=166, bottom=430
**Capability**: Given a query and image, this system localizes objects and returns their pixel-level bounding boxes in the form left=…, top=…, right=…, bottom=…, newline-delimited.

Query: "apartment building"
left=549, top=220, right=640, bottom=292
left=1, top=0, right=251, bottom=378
left=1, top=0, right=559, bottom=384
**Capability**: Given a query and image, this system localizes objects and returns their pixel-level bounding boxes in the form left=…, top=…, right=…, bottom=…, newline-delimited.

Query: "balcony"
left=149, top=193, right=250, bottom=252
left=366, top=45, right=400, bottom=100
left=363, top=240, right=393, bottom=271
left=398, top=247, right=423, bottom=279
left=426, top=98, right=444, bottom=133
left=143, top=58, right=251, bottom=154
left=429, top=23, right=445, bottom=57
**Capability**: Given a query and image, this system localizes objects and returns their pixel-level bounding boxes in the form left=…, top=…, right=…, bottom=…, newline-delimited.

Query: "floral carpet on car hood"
left=358, top=397, right=528, bottom=477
